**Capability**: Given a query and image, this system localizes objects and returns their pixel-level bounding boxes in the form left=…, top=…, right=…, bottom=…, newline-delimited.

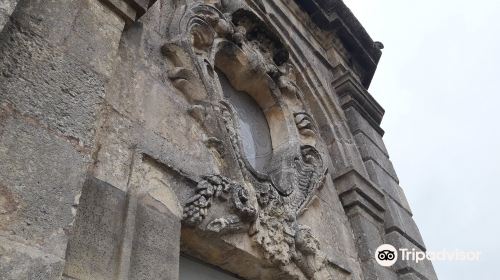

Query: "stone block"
left=344, top=107, right=388, bottom=154
left=385, top=198, right=426, bottom=251
left=0, top=22, right=105, bottom=147
left=0, top=236, right=65, bottom=280
left=385, top=231, right=438, bottom=280
left=9, top=0, right=81, bottom=46
left=128, top=193, right=181, bottom=280
left=138, top=0, right=163, bottom=35
left=139, top=118, right=221, bottom=178
left=133, top=158, right=184, bottom=218
left=298, top=178, right=359, bottom=268
left=92, top=110, right=135, bottom=192
left=0, top=112, right=89, bottom=258
left=63, top=177, right=127, bottom=280
left=354, top=132, right=399, bottom=182
left=365, top=159, right=412, bottom=214
left=63, top=0, right=125, bottom=78
left=101, top=0, right=138, bottom=23
left=347, top=214, right=384, bottom=262
left=327, top=139, right=369, bottom=179
left=359, top=259, right=399, bottom=280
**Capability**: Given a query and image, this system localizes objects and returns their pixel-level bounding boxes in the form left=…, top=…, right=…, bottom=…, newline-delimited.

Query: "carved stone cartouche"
left=171, top=3, right=333, bottom=278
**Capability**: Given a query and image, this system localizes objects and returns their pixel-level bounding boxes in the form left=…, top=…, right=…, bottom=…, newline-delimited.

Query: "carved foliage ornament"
left=183, top=174, right=257, bottom=233
left=165, top=2, right=332, bottom=278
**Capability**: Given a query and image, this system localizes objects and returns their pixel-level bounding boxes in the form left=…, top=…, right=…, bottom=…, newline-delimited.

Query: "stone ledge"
left=100, top=0, right=157, bottom=23
left=334, top=168, right=385, bottom=222
left=342, top=196, right=384, bottom=223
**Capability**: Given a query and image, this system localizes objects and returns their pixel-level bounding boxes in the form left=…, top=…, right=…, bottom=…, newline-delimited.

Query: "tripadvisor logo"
left=375, top=244, right=398, bottom=267
left=375, top=244, right=481, bottom=267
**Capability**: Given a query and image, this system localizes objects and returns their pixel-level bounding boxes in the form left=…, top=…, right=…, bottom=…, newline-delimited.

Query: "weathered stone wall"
left=0, top=0, right=437, bottom=279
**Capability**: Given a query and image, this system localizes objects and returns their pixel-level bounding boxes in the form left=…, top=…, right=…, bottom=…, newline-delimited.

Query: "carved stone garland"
left=163, top=2, right=335, bottom=279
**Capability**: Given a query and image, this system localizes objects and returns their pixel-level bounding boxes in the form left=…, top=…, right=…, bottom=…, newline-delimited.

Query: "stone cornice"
left=294, top=0, right=382, bottom=88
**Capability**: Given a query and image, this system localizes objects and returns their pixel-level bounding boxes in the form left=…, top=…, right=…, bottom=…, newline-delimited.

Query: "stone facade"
left=0, top=0, right=437, bottom=279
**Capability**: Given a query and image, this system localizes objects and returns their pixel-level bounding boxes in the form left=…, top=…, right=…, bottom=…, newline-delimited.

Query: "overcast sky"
left=342, top=0, right=500, bottom=279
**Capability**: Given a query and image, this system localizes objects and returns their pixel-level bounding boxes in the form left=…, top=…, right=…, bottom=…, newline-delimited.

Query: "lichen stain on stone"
left=0, top=184, right=20, bottom=230
left=0, top=184, right=19, bottom=215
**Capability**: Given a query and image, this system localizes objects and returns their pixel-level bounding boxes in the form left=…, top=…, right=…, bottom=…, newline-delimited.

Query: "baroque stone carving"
left=295, top=145, right=327, bottom=214
left=161, top=43, right=207, bottom=103
left=295, top=113, right=318, bottom=137
left=170, top=2, right=334, bottom=278
left=182, top=174, right=257, bottom=226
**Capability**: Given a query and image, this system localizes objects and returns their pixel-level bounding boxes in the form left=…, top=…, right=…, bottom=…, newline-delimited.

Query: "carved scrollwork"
left=294, top=112, right=318, bottom=137
left=294, top=145, right=327, bottom=214
left=231, top=9, right=289, bottom=66
left=172, top=2, right=335, bottom=278
left=206, top=215, right=242, bottom=234
left=190, top=20, right=215, bottom=51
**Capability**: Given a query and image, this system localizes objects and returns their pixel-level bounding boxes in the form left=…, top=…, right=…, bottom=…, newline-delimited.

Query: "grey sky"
left=343, top=0, right=500, bottom=279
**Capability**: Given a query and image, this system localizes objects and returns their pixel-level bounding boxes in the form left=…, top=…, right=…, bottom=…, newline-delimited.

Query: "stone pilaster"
left=333, top=65, right=438, bottom=280
left=333, top=169, right=399, bottom=279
